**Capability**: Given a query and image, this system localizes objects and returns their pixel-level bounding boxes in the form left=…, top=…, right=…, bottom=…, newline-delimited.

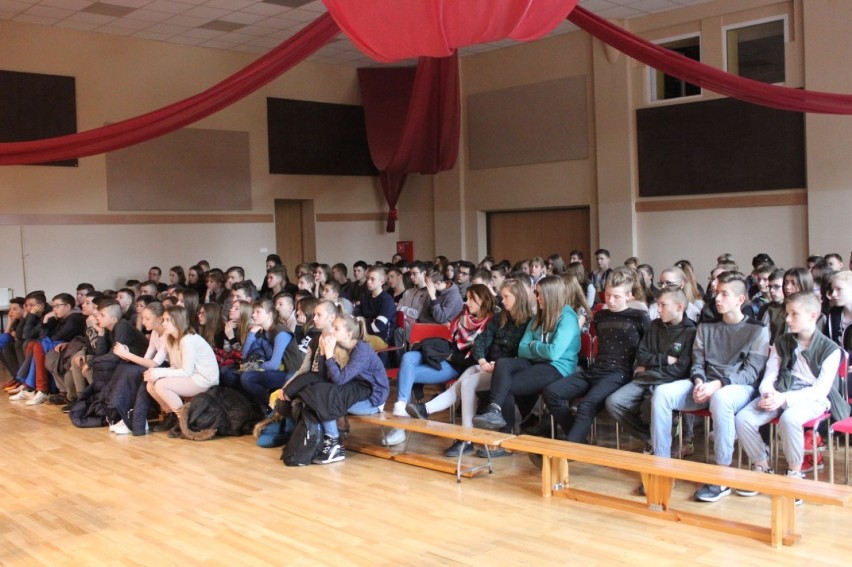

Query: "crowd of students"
left=2, top=249, right=851, bottom=493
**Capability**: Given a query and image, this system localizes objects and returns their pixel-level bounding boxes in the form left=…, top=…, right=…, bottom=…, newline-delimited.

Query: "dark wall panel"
left=267, top=98, right=377, bottom=176
left=637, top=97, right=805, bottom=197
left=0, top=69, right=77, bottom=167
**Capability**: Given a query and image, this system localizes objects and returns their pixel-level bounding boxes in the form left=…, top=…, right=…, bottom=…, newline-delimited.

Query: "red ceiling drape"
left=0, top=13, right=339, bottom=165
left=324, top=0, right=579, bottom=62
left=359, top=53, right=461, bottom=231
left=567, top=6, right=852, bottom=115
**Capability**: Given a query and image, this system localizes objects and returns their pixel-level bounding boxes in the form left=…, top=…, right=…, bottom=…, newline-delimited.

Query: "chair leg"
left=829, top=427, right=835, bottom=484
left=615, top=422, right=621, bottom=451
left=677, top=412, right=683, bottom=460
left=704, top=416, right=711, bottom=463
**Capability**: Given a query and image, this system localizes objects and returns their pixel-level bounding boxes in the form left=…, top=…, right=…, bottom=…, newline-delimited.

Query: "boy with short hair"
left=543, top=267, right=650, bottom=443
left=758, top=268, right=787, bottom=344
left=320, top=281, right=354, bottom=315
left=650, top=271, right=769, bottom=502
left=826, top=270, right=852, bottom=366
left=591, top=248, right=612, bottom=295
left=825, top=253, right=845, bottom=272
left=351, top=261, right=369, bottom=305
left=735, top=291, right=848, bottom=494
left=355, top=267, right=396, bottom=349
left=529, top=257, right=546, bottom=285
left=606, top=288, right=696, bottom=452
left=455, top=260, right=474, bottom=297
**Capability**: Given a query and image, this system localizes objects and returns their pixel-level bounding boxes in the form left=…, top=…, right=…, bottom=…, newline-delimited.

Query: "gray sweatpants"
left=734, top=397, right=828, bottom=468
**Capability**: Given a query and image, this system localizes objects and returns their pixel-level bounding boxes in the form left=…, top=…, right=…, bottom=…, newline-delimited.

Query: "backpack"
left=282, top=401, right=323, bottom=466
left=178, top=387, right=263, bottom=441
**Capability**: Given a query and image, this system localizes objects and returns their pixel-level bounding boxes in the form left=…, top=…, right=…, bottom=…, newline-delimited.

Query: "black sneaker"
left=476, top=446, right=511, bottom=458
left=443, top=440, right=474, bottom=457
left=472, top=404, right=506, bottom=430
left=313, top=436, right=345, bottom=464
left=694, top=484, right=731, bottom=502
left=406, top=402, right=429, bottom=419
left=47, top=393, right=68, bottom=405
left=736, top=465, right=774, bottom=497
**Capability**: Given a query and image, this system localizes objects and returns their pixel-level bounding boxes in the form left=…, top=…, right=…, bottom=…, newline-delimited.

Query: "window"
left=725, top=18, right=786, bottom=84
left=650, top=35, right=701, bottom=102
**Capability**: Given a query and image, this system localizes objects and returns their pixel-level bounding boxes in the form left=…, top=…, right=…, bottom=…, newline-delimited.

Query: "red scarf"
left=449, top=306, right=493, bottom=355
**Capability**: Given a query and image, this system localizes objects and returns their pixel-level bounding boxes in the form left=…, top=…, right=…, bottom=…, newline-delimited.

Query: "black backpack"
left=281, top=401, right=323, bottom=467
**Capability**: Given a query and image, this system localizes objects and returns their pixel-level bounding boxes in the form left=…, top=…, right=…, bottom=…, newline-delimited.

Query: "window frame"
left=646, top=32, right=703, bottom=104
left=722, top=15, right=789, bottom=85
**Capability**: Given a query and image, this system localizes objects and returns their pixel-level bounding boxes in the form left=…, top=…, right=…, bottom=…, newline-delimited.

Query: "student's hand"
left=249, top=325, right=262, bottom=333
left=425, top=279, right=437, bottom=299
left=42, top=312, right=55, bottom=324
left=278, top=390, right=289, bottom=401
left=54, top=343, right=69, bottom=353
left=693, top=380, right=722, bottom=404
left=224, top=321, right=236, bottom=339
left=82, top=363, right=90, bottom=375
left=113, top=342, right=130, bottom=359
left=143, top=369, right=157, bottom=383
left=320, top=334, right=336, bottom=356
left=633, top=366, right=645, bottom=375
left=666, top=355, right=677, bottom=365
left=757, top=391, right=784, bottom=412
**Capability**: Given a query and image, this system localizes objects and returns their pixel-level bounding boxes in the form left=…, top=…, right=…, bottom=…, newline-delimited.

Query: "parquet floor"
left=1, top=373, right=851, bottom=565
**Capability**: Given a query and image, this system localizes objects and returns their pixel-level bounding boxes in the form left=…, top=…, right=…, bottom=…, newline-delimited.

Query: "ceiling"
left=0, top=0, right=714, bottom=66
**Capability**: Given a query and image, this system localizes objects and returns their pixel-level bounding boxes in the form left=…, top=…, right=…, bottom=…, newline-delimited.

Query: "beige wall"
left=0, top=19, right=409, bottom=297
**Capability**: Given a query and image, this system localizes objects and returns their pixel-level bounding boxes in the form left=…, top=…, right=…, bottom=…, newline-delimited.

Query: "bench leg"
left=640, top=473, right=673, bottom=511
left=541, top=456, right=569, bottom=497
left=770, top=495, right=797, bottom=548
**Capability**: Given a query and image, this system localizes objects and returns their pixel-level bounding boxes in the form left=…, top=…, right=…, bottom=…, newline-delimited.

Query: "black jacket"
left=633, top=316, right=697, bottom=385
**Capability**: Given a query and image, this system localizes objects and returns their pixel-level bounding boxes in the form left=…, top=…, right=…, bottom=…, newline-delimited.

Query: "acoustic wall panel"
left=468, top=76, right=589, bottom=170
left=106, top=128, right=252, bottom=211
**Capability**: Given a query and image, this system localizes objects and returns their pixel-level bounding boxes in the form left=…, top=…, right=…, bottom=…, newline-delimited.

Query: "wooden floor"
left=1, top=377, right=852, bottom=565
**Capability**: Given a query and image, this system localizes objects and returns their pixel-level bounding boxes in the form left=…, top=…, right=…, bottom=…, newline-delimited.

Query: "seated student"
left=591, top=249, right=613, bottom=298
left=274, top=292, right=298, bottom=334
left=749, top=262, right=775, bottom=306
left=651, top=271, right=769, bottom=502
left=145, top=305, right=219, bottom=438
left=8, top=292, right=49, bottom=400
left=297, top=273, right=316, bottom=297
left=528, top=256, right=547, bottom=286
left=540, top=268, right=650, bottom=443
left=407, top=280, right=531, bottom=457
left=471, top=269, right=496, bottom=297
left=474, top=276, right=580, bottom=432
left=355, top=266, right=396, bottom=350
left=825, top=253, right=845, bottom=272
left=455, top=261, right=474, bottom=297
left=169, top=266, right=187, bottom=288
left=331, top=263, right=355, bottom=301
left=23, top=293, right=87, bottom=406
left=264, top=265, right=288, bottom=300
left=259, top=254, right=282, bottom=297
left=810, top=261, right=836, bottom=315
left=391, top=283, right=496, bottom=416
left=559, top=273, right=590, bottom=334
left=230, top=281, right=253, bottom=306
left=386, top=267, right=408, bottom=304
left=204, top=270, right=228, bottom=305
left=638, top=264, right=655, bottom=296
left=567, top=261, right=596, bottom=309
left=320, top=280, right=354, bottom=315
left=649, top=267, right=702, bottom=323
left=313, top=263, right=332, bottom=297
left=758, top=268, right=788, bottom=345
left=61, top=292, right=103, bottom=408
left=198, top=303, right=226, bottom=349
left=176, top=288, right=200, bottom=332
left=219, top=299, right=292, bottom=394
left=281, top=312, right=389, bottom=464
left=1, top=298, right=26, bottom=383
left=187, top=264, right=207, bottom=297
left=735, top=291, right=847, bottom=495
left=419, top=268, right=464, bottom=325
left=394, top=262, right=430, bottom=342
left=139, top=280, right=160, bottom=301
left=74, top=283, right=95, bottom=310
left=116, top=287, right=138, bottom=328
left=626, top=269, right=651, bottom=312
left=826, top=270, right=852, bottom=366
left=605, top=288, right=696, bottom=455
left=546, top=254, right=568, bottom=276
left=490, top=262, right=509, bottom=293
left=109, top=302, right=169, bottom=435
left=222, top=299, right=253, bottom=362
left=148, top=266, right=168, bottom=293
left=444, top=261, right=456, bottom=282
left=226, top=266, right=258, bottom=302
left=350, top=260, right=369, bottom=305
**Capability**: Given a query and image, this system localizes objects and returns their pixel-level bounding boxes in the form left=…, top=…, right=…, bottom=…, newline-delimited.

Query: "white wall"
left=636, top=204, right=808, bottom=284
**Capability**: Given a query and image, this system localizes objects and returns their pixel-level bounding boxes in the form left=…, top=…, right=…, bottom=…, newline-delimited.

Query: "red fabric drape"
left=359, top=54, right=461, bottom=232
left=568, top=6, right=852, bottom=115
left=324, top=0, right=578, bottom=63
left=0, top=14, right=339, bottom=166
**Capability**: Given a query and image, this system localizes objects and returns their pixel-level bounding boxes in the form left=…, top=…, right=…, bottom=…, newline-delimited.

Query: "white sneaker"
left=25, top=391, right=48, bottom=405
left=111, top=420, right=131, bottom=435
left=10, top=389, right=35, bottom=401
left=382, top=427, right=406, bottom=446
left=392, top=401, right=408, bottom=417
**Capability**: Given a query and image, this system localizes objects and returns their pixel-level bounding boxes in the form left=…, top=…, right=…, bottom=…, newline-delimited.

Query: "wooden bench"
left=502, top=435, right=852, bottom=548
left=347, top=414, right=516, bottom=482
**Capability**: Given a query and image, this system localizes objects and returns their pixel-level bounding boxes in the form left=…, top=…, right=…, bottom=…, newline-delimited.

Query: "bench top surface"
left=349, top=414, right=516, bottom=445
left=502, top=435, right=852, bottom=506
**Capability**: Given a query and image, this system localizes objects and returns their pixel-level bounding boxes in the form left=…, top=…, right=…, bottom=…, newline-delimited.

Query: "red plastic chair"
left=827, top=353, right=850, bottom=483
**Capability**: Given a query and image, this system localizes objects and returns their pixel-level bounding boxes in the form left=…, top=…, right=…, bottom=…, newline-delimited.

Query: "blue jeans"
left=651, top=380, right=755, bottom=465
left=322, top=399, right=383, bottom=437
left=395, top=351, right=459, bottom=403
left=241, top=370, right=291, bottom=411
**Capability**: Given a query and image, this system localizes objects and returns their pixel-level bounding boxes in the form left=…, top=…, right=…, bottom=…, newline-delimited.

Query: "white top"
left=151, top=333, right=219, bottom=388
left=144, top=329, right=169, bottom=367
left=758, top=343, right=840, bottom=409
